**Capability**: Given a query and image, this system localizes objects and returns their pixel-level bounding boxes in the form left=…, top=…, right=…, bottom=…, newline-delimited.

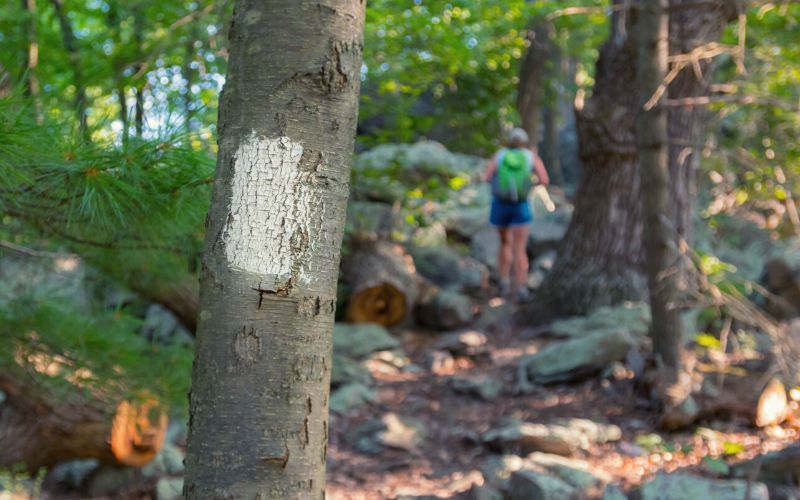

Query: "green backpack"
left=494, top=148, right=532, bottom=203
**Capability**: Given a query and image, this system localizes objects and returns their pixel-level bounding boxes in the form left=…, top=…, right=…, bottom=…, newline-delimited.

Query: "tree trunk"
left=523, top=0, right=739, bottom=321
left=517, top=23, right=552, bottom=146
left=638, top=0, right=684, bottom=386
left=51, top=0, right=88, bottom=140
left=541, top=105, right=563, bottom=185
left=0, top=371, right=167, bottom=471
left=344, top=241, right=418, bottom=327
left=183, top=1, right=365, bottom=498
left=21, top=0, right=43, bottom=123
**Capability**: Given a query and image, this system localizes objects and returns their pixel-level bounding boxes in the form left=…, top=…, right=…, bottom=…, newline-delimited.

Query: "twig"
left=0, top=240, right=75, bottom=258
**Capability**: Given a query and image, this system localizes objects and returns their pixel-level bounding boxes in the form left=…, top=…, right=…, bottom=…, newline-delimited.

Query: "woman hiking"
left=482, top=127, right=549, bottom=302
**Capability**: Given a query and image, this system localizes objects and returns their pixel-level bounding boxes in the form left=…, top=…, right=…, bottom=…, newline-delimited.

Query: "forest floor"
left=325, top=294, right=800, bottom=499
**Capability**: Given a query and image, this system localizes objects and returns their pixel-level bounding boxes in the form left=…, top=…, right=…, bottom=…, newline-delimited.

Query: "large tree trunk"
left=0, top=371, right=167, bottom=471
left=21, top=0, right=43, bottom=123
left=183, top=1, right=365, bottom=498
left=524, top=0, right=739, bottom=321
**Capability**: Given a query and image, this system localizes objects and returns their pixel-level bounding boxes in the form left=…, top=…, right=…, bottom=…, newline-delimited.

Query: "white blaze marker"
left=222, top=133, right=315, bottom=285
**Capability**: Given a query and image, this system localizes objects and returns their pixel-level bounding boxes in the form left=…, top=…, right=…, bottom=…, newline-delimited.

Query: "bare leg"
left=511, top=225, right=530, bottom=288
left=498, top=227, right=512, bottom=285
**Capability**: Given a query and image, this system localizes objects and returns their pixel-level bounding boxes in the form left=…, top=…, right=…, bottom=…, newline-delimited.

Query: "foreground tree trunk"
left=524, top=0, right=739, bottom=320
left=183, top=1, right=365, bottom=498
left=0, top=372, right=167, bottom=471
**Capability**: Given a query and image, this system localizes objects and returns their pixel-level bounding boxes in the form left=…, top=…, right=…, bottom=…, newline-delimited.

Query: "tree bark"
left=51, top=0, right=89, bottom=140
left=183, top=1, right=365, bottom=498
left=21, top=0, right=43, bottom=123
left=638, top=0, right=683, bottom=379
left=523, top=0, right=739, bottom=321
left=0, top=371, right=167, bottom=471
left=517, top=23, right=552, bottom=146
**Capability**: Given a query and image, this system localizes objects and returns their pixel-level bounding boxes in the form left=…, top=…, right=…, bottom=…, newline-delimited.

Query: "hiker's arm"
left=533, top=153, right=550, bottom=186
left=482, top=157, right=497, bottom=182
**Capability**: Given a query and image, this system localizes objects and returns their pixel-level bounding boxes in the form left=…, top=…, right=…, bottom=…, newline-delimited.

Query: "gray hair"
left=507, top=127, right=529, bottom=146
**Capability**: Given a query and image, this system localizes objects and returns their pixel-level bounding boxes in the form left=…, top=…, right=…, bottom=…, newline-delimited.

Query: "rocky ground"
left=325, top=297, right=800, bottom=500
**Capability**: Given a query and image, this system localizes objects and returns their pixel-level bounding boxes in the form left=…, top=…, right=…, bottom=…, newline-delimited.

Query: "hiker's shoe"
left=499, top=279, right=511, bottom=298
left=516, top=286, right=530, bottom=303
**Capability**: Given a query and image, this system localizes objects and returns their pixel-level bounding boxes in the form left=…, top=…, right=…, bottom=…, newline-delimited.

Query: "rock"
left=483, top=419, right=621, bottom=456
left=449, top=375, right=502, bottom=400
left=155, top=477, right=184, bottom=500
left=331, top=354, right=371, bottom=388
left=602, top=484, right=629, bottom=500
left=527, top=218, right=568, bottom=256
left=549, top=302, right=651, bottom=339
left=412, top=222, right=449, bottom=248
left=166, top=420, right=188, bottom=447
left=470, top=228, right=500, bottom=270
left=345, top=200, right=397, bottom=241
left=439, top=207, right=491, bottom=241
left=142, top=443, right=185, bottom=477
left=528, top=270, right=546, bottom=290
left=534, top=250, right=557, bottom=272
left=521, top=330, right=636, bottom=384
left=140, top=303, right=180, bottom=343
left=329, top=382, right=377, bottom=415
left=434, top=329, right=489, bottom=358
left=480, top=454, right=526, bottom=489
left=527, top=453, right=611, bottom=493
left=464, top=484, right=504, bottom=500
left=44, top=459, right=99, bottom=492
left=410, top=245, right=489, bottom=293
left=378, top=413, right=426, bottom=451
left=425, top=350, right=456, bottom=374
left=416, top=289, right=474, bottom=330
left=333, top=322, right=400, bottom=360
left=638, top=473, right=769, bottom=500
left=84, top=465, right=140, bottom=498
left=508, top=470, right=576, bottom=500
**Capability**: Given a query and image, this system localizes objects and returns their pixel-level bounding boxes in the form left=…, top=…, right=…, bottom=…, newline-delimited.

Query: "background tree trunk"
left=637, top=0, right=684, bottom=393
left=51, top=0, right=88, bottom=140
left=183, top=1, right=365, bottom=498
left=517, top=22, right=552, bottom=147
left=522, top=0, right=739, bottom=321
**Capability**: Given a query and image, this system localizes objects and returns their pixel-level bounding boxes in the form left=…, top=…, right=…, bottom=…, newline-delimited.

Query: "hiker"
left=482, top=127, right=549, bottom=301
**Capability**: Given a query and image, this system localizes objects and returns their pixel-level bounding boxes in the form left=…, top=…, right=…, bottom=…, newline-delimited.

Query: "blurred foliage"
left=360, top=0, right=608, bottom=154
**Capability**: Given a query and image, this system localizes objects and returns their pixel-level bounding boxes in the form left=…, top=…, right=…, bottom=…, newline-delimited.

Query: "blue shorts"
left=490, top=199, right=532, bottom=227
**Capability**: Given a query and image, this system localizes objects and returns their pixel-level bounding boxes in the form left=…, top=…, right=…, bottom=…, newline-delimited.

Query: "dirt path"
left=326, top=297, right=800, bottom=499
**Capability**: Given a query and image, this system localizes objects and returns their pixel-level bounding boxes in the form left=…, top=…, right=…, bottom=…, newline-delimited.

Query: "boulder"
left=331, top=354, right=371, bottom=388
left=434, top=330, right=489, bottom=358
left=470, top=228, right=500, bottom=271
left=416, top=289, right=474, bottom=330
left=638, top=473, right=768, bottom=500
left=410, top=245, right=489, bottom=293
left=527, top=453, right=611, bottom=494
left=549, top=302, right=650, bottom=339
left=521, top=330, right=636, bottom=384
left=480, top=455, right=526, bottom=490
left=507, top=470, right=576, bottom=500
left=141, top=443, right=185, bottom=477
left=602, top=484, right=629, bottom=500
left=345, top=201, right=397, bottom=242
left=155, top=477, right=184, bottom=500
left=333, top=323, right=400, bottom=360
left=329, top=383, right=377, bottom=415
left=84, top=466, right=141, bottom=498
left=449, top=375, right=502, bottom=400
left=349, top=413, right=427, bottom=454
left=464, top=484, right=504, bottom=500
left=483, top=419, right=621, bottom=456
left=527, top=218, right=568, bottom=256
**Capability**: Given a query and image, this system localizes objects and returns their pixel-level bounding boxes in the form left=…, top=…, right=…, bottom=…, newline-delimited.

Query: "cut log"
left=660, top=374, right=787, bottom=430
left=344, top=241, right=418, bottom=327
left=0, top=371, right=167, bottom=471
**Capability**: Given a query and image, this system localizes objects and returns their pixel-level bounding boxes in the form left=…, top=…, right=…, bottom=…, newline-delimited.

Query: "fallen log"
left=660, top=373, right=787, bottom=430
left=343, top=241, right=418, bottom=327
left=0, top=370, right=167, bottom=472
